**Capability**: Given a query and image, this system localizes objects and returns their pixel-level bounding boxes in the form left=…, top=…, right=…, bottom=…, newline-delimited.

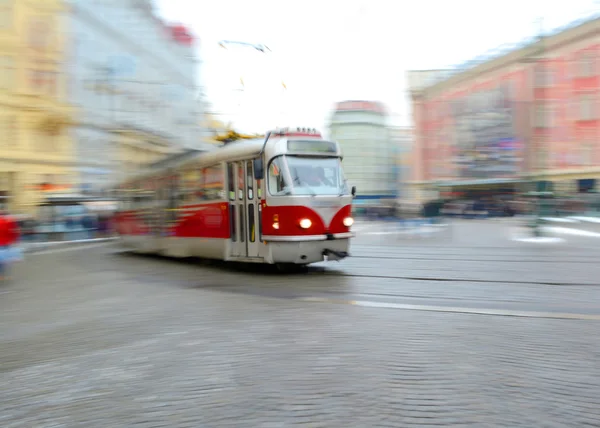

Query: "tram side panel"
left=114, top=209, right=149, bottom=250
left=158, top=162, right=230, bottom=259
left=167, top=201, right=230, bottom=259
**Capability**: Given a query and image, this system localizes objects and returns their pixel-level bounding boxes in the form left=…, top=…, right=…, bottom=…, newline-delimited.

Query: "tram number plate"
left=310, top=200, right=341, bottom=208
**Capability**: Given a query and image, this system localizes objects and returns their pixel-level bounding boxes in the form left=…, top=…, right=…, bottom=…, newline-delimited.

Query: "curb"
left=541, top=217, right=600, bottom=234
left=21, top=238, right=117, bottom=254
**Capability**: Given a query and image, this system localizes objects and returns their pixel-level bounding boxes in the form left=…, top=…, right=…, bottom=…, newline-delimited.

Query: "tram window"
left=239, top=208, right=245, bottom=242
left=201, top=164, right=225, bottom=201
left=257, top=180, right=262, bottom=199
left=246, top=161, right=253, bottom=200
left=227, top=164, right=235, bottom=201
left=167, top=180, right=179, bottom=223
left=268, top=157, right=288, bottom=195
left=248, top=204, right=255, bottom=242
left=230, top=204, right=236, bottom=241
left=196, top=168, right=205, bottom=202
left=182, top=167, right=200, bottom=204
left=238, top=164, right=244, bottom=200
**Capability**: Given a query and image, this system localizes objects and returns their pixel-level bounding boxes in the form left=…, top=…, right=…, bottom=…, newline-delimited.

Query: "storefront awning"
left=436, top=178, right=526, bottom=187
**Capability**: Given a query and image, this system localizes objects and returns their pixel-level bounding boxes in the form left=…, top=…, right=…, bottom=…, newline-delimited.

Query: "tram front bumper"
left=322, top=249, right=349, bottom=260
left=266, top=236, right=351, bottom=264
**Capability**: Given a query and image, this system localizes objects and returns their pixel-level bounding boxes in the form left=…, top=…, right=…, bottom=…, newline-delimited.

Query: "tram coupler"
left=322, top=249, right=349, bottom=261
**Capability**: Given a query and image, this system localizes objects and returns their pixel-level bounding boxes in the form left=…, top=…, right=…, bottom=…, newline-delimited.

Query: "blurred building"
left=0, top=0, right=76, bottom=213
left=389, top=127, right=414, bottom=200
left=408, top=13, right=599, bottom=203
left=328, top=101, right=396, bottom=203
left=66, top=0, right=204, bottom=195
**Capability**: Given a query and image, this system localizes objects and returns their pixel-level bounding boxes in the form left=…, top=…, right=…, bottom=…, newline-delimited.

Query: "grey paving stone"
left=1, top=241, right=600, bottom=427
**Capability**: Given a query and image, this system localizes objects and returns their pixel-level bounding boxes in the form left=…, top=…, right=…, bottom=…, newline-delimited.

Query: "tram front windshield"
left=268, top=156, right=348, bottom=196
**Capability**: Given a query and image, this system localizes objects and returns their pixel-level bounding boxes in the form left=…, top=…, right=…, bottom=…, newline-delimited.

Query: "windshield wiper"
left=292, top=171, right=316, bottom=197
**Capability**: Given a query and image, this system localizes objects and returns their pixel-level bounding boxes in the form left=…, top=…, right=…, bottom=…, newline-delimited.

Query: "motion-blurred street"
left=2, top=220, right=600, bottom=427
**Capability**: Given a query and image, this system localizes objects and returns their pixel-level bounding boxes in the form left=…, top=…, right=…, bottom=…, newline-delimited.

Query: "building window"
left=0, top=0, right=12, bottom=29
left=580, top=94, right=596, bottom=121
left=583, top=142, right=594, bottom=166
left=580, top=52, right=595, bottom=78
left=27, top=68, right=59, bottom=96
left=0, top=56, right=15, bottom=90
left=44, top=71, right=58, bottom=97
left=535, top=66, right=553, bottom=87
left=35, top=131, right=46, bottom=152
left=7, top=116, right=17, bottom=147
left=535, top=105, right=553, bottom=128
left=0, top=116, right=17, bottom=148
left=28, top=18, right=54, bottom=52
left=534, top=145, right=549, bottom=170
left=36, top=128, right=60, bottom=153
left=30, top=70, right=44, bottom=92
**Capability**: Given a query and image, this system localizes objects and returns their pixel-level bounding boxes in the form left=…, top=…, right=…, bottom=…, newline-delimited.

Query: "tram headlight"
left=299, top=218, right=312, bottom=229
left=273, top=214, right=280, bottom=230
left=343, top=217, right=354, bottom=227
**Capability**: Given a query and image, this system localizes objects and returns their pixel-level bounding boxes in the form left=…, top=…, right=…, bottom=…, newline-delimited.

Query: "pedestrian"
left=0, top=208, right=21, bottom=282
left=82, top=213, right=97, bottom=239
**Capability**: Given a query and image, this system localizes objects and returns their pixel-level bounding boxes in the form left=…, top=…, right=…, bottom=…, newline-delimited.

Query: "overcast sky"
left=155, top=0, right=598, bottom=134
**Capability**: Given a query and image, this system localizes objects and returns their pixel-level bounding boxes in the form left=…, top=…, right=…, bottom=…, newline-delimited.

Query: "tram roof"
left=124, top=138, right=266, bottom=183
left=148, top=148, right=204, bottom=169
left=121, top=134, right=341, bottom=185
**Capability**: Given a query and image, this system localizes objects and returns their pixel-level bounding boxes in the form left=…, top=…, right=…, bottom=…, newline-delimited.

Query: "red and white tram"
left=113, top=127, right=356, bottom=267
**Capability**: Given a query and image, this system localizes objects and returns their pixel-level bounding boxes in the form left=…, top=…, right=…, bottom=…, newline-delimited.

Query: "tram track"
left=113, top=250, right=600, bottom=287
left=179, top=279, right=600, bottom=321
left=105, top=249, right=600, bottom=320
left=304, top=269, right=599, bottom=287
left=346, top=254, right=600, bottom=264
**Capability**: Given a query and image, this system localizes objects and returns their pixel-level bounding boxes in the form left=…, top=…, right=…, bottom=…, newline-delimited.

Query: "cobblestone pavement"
left=2, top=224, right=600, bottom=427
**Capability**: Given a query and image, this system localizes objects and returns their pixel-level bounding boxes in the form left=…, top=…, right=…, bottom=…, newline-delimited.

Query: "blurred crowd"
left=14, top=212, right=115, bottom=244
left=358, top=193, right=600, bottom=223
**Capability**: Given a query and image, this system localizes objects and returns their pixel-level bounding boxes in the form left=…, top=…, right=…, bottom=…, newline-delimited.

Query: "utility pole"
left=521, top=17, right=547, bottom=237
left=533, top=17, right=547, bottom=237
left=217, top=40, right=284, bottom=126
left=105, top=65, right=120, bottom=197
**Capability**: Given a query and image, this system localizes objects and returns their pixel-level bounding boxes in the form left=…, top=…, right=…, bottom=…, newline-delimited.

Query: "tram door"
left=228, top=161, right=261, bottom=258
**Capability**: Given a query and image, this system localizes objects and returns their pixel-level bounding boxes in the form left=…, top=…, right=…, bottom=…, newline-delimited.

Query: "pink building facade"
left=409, top=16, right=599, bottom=200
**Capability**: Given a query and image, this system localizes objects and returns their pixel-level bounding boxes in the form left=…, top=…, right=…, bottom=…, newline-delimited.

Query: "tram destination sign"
left=287, top=140, right=337, bottom=154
